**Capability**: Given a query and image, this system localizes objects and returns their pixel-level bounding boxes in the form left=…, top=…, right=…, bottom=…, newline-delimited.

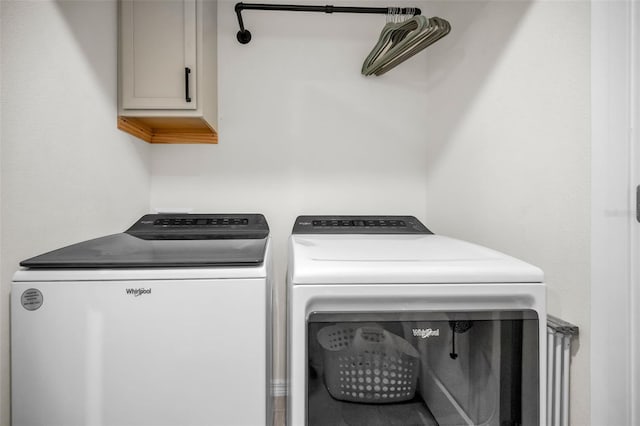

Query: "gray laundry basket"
left=317, top=324, right=420, bottom=403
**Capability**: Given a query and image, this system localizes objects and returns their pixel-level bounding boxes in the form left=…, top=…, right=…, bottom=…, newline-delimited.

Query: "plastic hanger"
left=375, top=17, right=451, bottom=75
left=364, top=14, right=429, bottom=75
left=361, top=9, right=419, bottom=75
left=361, top=9, right=398, bottom=74
left=362, top=15, right=426, bottom=75
left=373, top=17, right=450, bottom=76
left=389, top=7, right=416, bottom=45
left=372, top=17, right=440, bottom=74
left=361, top=13, right=450, bottom=76
left=361, top=17, right=415, bottom=74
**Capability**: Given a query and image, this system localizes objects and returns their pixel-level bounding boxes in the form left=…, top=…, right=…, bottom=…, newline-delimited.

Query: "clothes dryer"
left=287, top=215, right=545, bottom=426
left=12, top=214, right=272, bottom=426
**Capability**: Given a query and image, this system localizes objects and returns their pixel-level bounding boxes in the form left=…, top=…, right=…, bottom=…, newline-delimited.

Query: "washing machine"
left=11, top=214, right=272, bottom=426
left=287, top=215, right=546, bottom=426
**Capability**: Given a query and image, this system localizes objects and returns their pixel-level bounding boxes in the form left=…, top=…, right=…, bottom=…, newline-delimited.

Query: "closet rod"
left=234, top=2, right=422, bottom=44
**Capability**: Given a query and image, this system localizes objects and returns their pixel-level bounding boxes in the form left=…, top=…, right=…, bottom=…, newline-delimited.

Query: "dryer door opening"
left=307, top=311, right=539, bottom=426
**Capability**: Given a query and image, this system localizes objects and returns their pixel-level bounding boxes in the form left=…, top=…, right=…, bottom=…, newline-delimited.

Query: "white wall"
left=0, top=0, right=591, bottom=424
left=149, top=1, right=591, bottom=423
left=151, top=0, right=440, bottom=390
left=422, top=1, right=591, bottom=425
left=0, top=1, right=151, bottom=424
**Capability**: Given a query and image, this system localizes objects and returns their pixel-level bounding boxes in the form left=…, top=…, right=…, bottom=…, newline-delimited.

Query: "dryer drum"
left=317, top=324, right=420, bottom=403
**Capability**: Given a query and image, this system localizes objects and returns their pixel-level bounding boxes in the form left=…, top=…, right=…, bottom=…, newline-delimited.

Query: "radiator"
left=546, top=315, right=579, bottom=426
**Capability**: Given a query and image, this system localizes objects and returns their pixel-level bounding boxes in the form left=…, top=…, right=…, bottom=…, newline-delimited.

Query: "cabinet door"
left=121, top=0, right=197, bottom=110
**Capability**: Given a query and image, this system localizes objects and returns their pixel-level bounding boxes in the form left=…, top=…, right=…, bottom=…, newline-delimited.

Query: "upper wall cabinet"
left=118, top=0, right=218, bottom=144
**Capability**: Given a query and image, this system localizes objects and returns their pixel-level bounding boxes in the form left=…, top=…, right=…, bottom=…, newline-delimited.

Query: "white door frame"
left=591, top=1, right=637, bottom=424
left=632, top=0, right=640, bottom=422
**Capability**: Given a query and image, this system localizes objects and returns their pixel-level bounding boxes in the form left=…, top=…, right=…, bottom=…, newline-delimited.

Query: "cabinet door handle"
left=185, top=67, right=192, bottom=103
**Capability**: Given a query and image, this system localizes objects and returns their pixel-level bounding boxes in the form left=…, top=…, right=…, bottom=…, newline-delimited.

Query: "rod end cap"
left=237, top=30, right=252, bottom=44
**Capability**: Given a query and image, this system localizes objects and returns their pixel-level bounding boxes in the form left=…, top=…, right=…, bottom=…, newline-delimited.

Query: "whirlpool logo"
left=412, top=328, right=440, bottom=339
left=125, top=288, right=152, bottom=297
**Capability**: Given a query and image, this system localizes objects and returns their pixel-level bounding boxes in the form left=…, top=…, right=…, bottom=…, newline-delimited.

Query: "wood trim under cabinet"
left=117, top=116, right=218, bottom=144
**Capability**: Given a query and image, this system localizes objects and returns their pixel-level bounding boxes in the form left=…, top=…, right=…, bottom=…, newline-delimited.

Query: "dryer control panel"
left=292, top=215, right=431, bottom=234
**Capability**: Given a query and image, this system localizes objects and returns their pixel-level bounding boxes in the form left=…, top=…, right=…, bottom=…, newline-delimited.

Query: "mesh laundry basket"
left=317, top=324, right=420, bottom=403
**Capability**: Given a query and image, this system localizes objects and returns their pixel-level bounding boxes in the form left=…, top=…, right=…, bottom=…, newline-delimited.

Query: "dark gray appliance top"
left=292, top=215, right=432, bottom=235
left=20, top=214, right=269, bottom=269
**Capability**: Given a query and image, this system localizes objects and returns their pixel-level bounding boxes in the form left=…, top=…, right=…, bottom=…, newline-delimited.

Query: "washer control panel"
left=127, top=214, right=269, bottom=240
left=153, top=217, right=250, bottom=226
